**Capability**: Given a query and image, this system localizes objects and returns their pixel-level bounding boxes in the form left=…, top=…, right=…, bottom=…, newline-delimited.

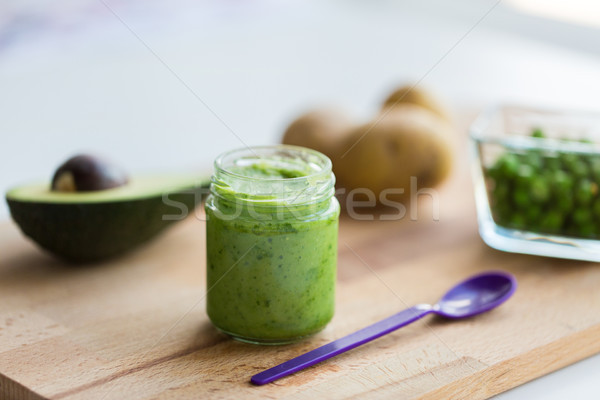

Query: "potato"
left=334, top=104, right=453, bottom=203
left=282, top=109, right=355, bottom=160
left=383, top=85, right=450, bottom=122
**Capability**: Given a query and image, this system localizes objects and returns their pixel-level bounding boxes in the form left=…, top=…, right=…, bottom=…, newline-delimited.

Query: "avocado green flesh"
left=6, top=175, right=209, bottom=262
left=6, top=174, right=207, bottom=203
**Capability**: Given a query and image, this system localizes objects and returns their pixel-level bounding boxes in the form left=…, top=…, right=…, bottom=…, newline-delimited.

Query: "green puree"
left=205, top=160, right=339, bottom=344
left=228, top=162, right=311, bottom=179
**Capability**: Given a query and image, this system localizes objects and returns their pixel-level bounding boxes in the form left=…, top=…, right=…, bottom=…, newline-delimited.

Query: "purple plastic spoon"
left=251, top=270, right=516, bottom=385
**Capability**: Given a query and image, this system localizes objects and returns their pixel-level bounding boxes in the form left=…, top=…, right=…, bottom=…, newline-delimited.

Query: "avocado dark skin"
left=7, top=187, right=205, bottom=262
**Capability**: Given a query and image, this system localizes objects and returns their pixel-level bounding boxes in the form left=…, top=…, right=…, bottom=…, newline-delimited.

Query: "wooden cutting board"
left=2, top=131, right=600, bottom=400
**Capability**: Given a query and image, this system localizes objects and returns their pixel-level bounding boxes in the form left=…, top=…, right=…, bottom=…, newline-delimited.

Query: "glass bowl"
left=470, top=105, right=600, bottom=261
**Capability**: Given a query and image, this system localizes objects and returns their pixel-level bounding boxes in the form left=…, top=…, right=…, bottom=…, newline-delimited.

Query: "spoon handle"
left=250, top=304, right=433, bottom=385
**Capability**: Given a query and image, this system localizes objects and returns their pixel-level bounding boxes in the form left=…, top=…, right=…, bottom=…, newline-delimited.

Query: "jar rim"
left=214, top=145, right=332, bottom=182
left=211, top=145, right=336, bottom=207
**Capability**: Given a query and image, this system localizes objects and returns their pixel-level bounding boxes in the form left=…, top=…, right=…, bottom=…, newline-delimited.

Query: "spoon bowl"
left=436, top=271, right=517, bottom=319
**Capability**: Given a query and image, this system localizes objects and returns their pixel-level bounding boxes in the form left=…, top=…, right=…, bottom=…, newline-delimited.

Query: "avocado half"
left=6, top=174, right=209, bottom=262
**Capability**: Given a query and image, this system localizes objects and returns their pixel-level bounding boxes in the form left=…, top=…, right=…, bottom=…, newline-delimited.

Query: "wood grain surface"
left=1, top=129, right=600, bottom=399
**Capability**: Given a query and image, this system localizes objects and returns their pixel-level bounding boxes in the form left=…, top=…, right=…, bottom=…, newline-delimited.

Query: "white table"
left=1, top=1, right=599, bottom=397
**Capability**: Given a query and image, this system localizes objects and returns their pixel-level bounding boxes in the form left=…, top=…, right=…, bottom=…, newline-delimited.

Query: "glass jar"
left=205, top=145, right=340, bottom=344
left=471, top=104, right=600, bottom=261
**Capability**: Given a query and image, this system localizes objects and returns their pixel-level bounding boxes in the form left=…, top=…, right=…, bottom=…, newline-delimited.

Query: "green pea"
left=575, top=179, right=596, bottom=205
left=572, top=208, right=590, bottom=225
left=531, top=128, right=545, bottom=138
left=516, top=164, right=535, bottom=186
left=509, top=213, right=527, bottom=229
left=520, top=152, right=543, bottom=170
left=497, top=153, right=520, bottom=177
left=592, top=201, right=600, bottom=219
left=573, top=161, right=590, bottom=179
left=552, top=170, right=573, bottom=193
left=560, top=152, right=576, bottom=166
left=561, top=153, right=588, bottom=178
left=544, top=156, right=562, bottom=172
left=513, top=187, right=530, bottom=208
left=555, top=194, right=574, bottom=213
left=539, top=211, right=563, bottom=233
left=492, top=182, right=510, bottom=203
left=588, top=158, right=600, bottom=181
left=530, top=178, right=550, bottom=203
left=526, top=206, right=543, bottom=225
left=578, top=223, right=596, bottom=238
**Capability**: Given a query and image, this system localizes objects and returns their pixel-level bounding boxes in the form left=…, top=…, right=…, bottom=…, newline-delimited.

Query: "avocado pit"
left=51, top=154, right=128, bottom=192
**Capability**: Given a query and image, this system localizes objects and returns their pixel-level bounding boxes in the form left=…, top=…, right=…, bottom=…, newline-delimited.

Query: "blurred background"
left=1, top=1, right=600, bottom=396
left=2, top=0, right=600, bottom=217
